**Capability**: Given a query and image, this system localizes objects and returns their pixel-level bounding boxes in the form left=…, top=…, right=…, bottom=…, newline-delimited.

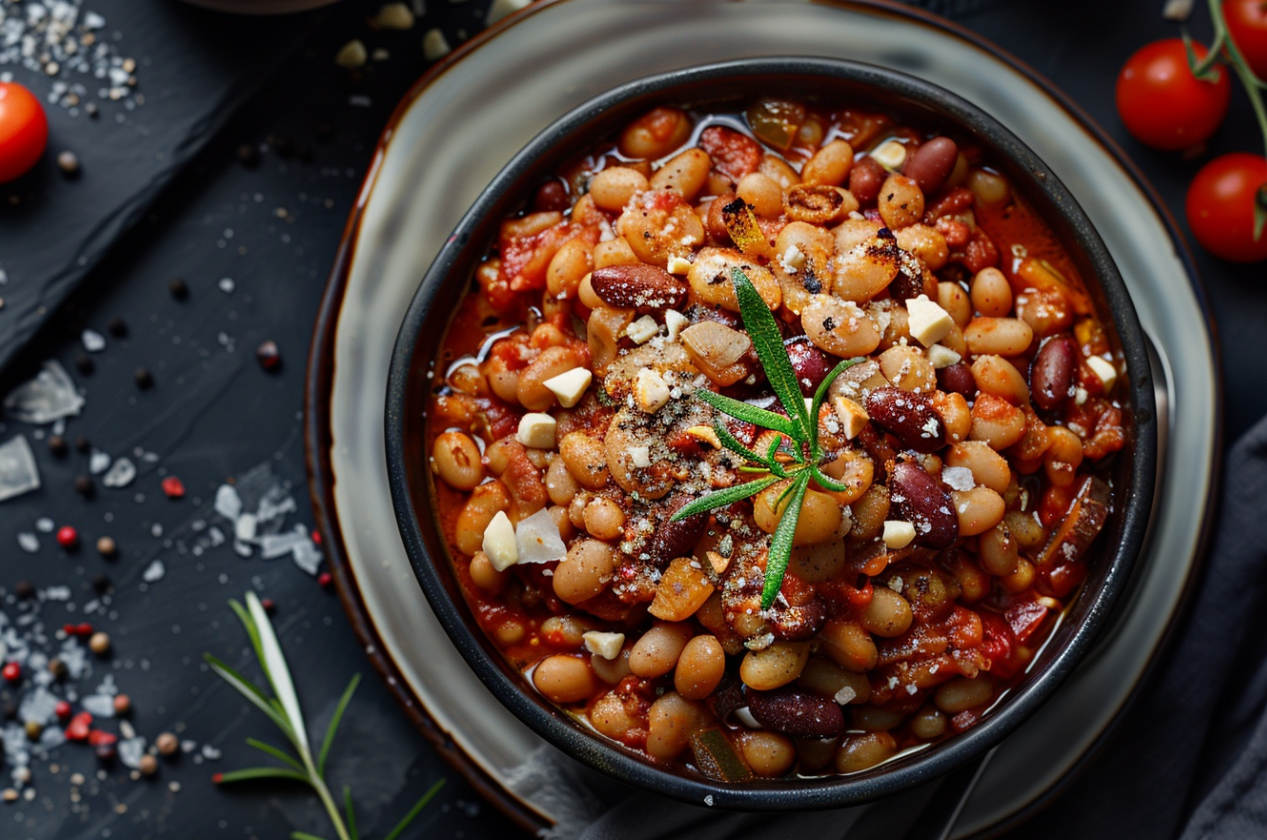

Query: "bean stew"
left=420, top=94, right=1130, bottom=783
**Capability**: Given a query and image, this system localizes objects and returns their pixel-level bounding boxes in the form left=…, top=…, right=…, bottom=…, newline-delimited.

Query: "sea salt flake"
left=214, top=484, right=242, bottom=521
left=218, top=277, right=235, bottom=294
left=18, top=687, right=58, bottom=725
left=118, top=737, right=146, bottom=769
left=141, top=560, right=165, bottom=583
left=89, top=449, right=111, bottom=474
left=102, top=457, right=136, bottom=487
left=35, top=517, right=54, bottom=532
left=81, top=694, right=116, bottom=718
left=81, top=329, right=105, bottom=352
left=261, top=526, right=306, bottom=559
left=17, top=532, right=39, bottom=553
left=3, top=360, right=84, bottom=424
left=0, top=435, right=40, bottom=501
left=292, top=539, right=322, bottom=575
left=201, top=744, right=221, bottom=760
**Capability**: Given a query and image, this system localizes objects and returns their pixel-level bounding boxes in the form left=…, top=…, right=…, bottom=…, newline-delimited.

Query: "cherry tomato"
left=1116, top=39, right=1230, bottom=151
left=1186, top=153, right=1267, bottom=263
left=0, top=82, right=48, bottom=183
left=1225, top=0, right=1267, bottom=81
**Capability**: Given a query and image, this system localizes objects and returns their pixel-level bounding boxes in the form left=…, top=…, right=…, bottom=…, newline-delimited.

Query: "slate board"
left=0, top=0, right=328, bottom=379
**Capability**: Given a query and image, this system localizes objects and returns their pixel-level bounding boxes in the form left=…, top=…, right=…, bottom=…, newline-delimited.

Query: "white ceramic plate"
left=305, top=0, right=1217, bottom=835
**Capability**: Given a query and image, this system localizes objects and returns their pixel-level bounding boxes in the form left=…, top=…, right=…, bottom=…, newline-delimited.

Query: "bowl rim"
left=385, top=56, right=1158, bottom=810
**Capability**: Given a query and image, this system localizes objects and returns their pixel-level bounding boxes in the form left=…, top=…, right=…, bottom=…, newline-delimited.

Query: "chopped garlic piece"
left=583, top=631, right=625, bottom=660
left=482, top=511, right=518, bottom=571
left=664, top=309, right=688, bottom=343
left=882, top=520, right=916, bottom=550
left=515, top=507, right=567, bottom=564
left=543, top=368, right=592, bottom=408
left=831, top=395, right=869, bottom=440
left=634, top=369, right=671, bottom=413
left=666, top=255, right=692, bottom=275
left=834, top=685, right=857, bottom=706
left=870, top=140, right=908, bottom=171
left=1074, top=386, right=1089, bottom=406
left=1086, top=355, right=1117, bottom=392
left=625, top=315, right=659, bottom=345
left=928, top=344, right=962, bottom=369
left=517, top=413, right=557, bottom=449
left=906, top=295, right=954, bottom=347
left=629, top=445, right=651, bottom=468
left=781, top=244, right=806, bottom=272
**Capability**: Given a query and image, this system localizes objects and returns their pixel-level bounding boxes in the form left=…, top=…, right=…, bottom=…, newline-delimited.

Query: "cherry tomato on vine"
left=1116, top=39, right=1230, bottom=151
left=1186, top=153, right=1267, bottom=263
left=1225, top=0, right=1267, bottom=80
left=0, top=82, right=48, bottom=183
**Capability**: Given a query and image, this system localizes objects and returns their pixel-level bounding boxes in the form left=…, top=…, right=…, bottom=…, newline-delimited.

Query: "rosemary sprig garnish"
left=672, top=268, right=859, bottom=610
left=1186, top=0, right=1267, bottom=237
left=206, top=593, right=444, bottom=840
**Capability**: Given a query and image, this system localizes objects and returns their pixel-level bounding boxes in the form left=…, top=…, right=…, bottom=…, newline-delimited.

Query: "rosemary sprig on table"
left=671, top=268, right=859, bottom=611
left=205, top=592, right=444, bottom=840
left=1186, top=0, right=1267, bottom=236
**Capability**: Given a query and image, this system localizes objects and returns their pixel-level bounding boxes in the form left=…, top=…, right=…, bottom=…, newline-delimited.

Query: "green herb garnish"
left=206, top=592, right=444, bottom=840
left=671, top=268, right=860, bottom=610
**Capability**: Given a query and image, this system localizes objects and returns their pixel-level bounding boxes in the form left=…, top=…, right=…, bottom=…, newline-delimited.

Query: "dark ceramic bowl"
left=385, top=58, right=1157, bottom=810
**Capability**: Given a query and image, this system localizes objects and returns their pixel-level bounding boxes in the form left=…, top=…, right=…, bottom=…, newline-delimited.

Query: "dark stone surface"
left=0, top=1, right=1261, bottom=839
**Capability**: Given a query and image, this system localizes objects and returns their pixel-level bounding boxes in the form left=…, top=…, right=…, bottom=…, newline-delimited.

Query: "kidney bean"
left=1030, top=336, right=1077, bottom=412
left=937, top=362, right=978, bottom=398
left=532, top=179, right=571, bottom=213
left=590, top=264, right=687, bottom=312
left=848, top=156, right=887, bottom=206
left=768, top=597, right=827, bottom=641
left=650, top=497, right=708, bottom=563
left=785, top=337, right=833, bottom=395
left=889, top=461, right=959, bottom=549
left=746, top=687, right=845, bottom=739
left=903, top=137, right=959, bottom=195
left=865, top=387, right=946, bottom=454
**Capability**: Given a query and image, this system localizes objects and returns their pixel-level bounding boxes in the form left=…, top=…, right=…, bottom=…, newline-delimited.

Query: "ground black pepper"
left=134, top=367, right=154, bottom=389
left=75, top=353, right=94, bottom=375
left=74, top=474, right=95, bottom=497
left=107, top=317, right=128, bottom=337
left=169, top=278, right=189, bottom=300
left=48, top=434, right=68, bottom=457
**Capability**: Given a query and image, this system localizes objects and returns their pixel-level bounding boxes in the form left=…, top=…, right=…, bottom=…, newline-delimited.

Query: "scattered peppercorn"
left=94, top=742, right=117, bottom=764
left=55, top=701, right=72, bottom=719
left=24, top=721, right=43, bottom=741
left=75, top=353, right=94, bottom=375
left=139, top=754, right=159, bottom=776
left=155, top=732, right=179, bottom=757
left=74, top=474, right=94, bottom=498
left=134, top=367, right=154, bottom=389
left=107, top=317, right=128, bottom=337
left=112, top=694, right=131, bottom=716
left=13, top=580, right=35, bottom=600
left=1, top=702, right=17, bottom=721
left=260, top=598, right=277, bottom=615
left=85, top=102, right=98, bottom=118
left=74, top=436, right=90, bottom=453
left=169, top=278, right=189, bottom=300
left=57, top=150, right=80, bottom=176
left=317, top=571, right=333, bottom=590
left=89, top=632, right=111, bottom=655
left=2, top=788, right=19, bottom=802
left=161, top=476, right=185, bottom=499
left=256, top=340, right=281, bottom=371
left=48, top=658, right=68, bottom=680
left=48, top=435, right=68, bottom=457
left=56, top=526, right=79, bottom=549
left=2, top=663, right=20, bottom=683
left=236, top=143, right=260, bottom=168
left=96, top=536, right=117, bottom=557
left=92, top=572, right=112, bottom=592
left=65, top=712, right=92, bottom=741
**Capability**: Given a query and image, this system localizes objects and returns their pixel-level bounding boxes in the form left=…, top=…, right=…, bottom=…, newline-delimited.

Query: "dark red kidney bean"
left=848, top=156, right=887, bottom=206
left=903, top=137, right=959, bottom=195
left=590, top=264, right=687, bottom=313
left=937, top=362, right=978, bottom=399
left=746, top=687, right=845, bottom=739
left=785, top=337, right=832, bottom=395
left=768, top=597, right=827, bottom=641
left=864, top=387, right=946, bottom=454
left=650, top=497, right=708, bottom=563
left=889, top=461, right=959, bottom=549
left=1030, top=336, right=1077, bottom=412
left=532, top=179, right=570, bottom=213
